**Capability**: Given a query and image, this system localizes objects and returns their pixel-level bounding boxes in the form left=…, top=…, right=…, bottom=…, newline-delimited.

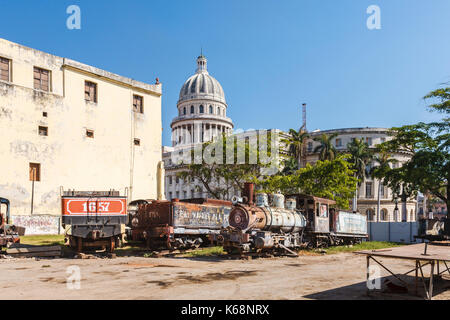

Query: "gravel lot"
left=0, top=252, right=449, bottom=300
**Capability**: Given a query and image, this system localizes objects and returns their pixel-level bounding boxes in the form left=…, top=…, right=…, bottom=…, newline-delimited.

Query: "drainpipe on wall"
left=30, top=168, right=36, bottom=215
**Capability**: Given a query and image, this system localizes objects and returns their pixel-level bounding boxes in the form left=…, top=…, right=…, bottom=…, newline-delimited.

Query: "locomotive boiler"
left=216, top=183, right=307, bottom=255
left=216, top=182, right=368, bottom=255
left=129, top=198, right=231, bottom=250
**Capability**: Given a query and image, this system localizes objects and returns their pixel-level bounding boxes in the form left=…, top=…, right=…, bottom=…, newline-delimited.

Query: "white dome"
left=178, top=55, right=226, bottom=104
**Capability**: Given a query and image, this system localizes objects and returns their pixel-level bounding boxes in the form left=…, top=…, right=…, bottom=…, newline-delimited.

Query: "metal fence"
left=368, top=222, right=419, bottom=243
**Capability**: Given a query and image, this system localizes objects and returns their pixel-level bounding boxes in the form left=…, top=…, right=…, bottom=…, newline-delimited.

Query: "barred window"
left=34, top=67, right=50, bottom=92
left=133, top=95, right=143, bottom=113
left=365, top=182, right=373, bottom=198
left=38, top=126, right=48, bottom=136
left=381, top=209, right=388, bottom=221
left=0, top=57, right=11, bottom=82
left=85, top=81, right=97, bottom=103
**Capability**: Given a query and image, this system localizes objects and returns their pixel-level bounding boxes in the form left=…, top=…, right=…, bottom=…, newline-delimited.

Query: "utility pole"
left=301, top=103, right=307, bottom=168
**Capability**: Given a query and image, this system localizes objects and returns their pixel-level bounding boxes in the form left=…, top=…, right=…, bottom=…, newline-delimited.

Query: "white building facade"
left=306, top=127, right=417, bottom=222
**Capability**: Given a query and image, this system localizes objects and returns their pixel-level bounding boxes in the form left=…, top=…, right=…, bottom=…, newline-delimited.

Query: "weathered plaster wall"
left=0, top=38, right=162, bottom=217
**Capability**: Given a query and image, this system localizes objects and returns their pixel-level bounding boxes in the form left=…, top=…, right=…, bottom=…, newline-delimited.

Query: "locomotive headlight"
left=131, top=217, right=139, bottom=227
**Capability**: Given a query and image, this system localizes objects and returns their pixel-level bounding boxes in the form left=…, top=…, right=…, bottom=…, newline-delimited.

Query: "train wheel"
left=76, top=237, right=83, bottom=253
left=108, top=237, right=115, bottom=253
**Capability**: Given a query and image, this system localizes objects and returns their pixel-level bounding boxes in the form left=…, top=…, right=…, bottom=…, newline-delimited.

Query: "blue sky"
left=1, top=0, right=449, bottom=146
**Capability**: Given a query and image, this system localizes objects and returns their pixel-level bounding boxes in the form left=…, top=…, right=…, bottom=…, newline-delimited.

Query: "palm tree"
left=282, top=129, right=309, bottom=169
left=370, top=150, right=397, bottom=222
left=347, top=138, right=373, bottom=212
left=313, top=133, right=339, bottom=161
left=281, top=157, right=298, bottom=176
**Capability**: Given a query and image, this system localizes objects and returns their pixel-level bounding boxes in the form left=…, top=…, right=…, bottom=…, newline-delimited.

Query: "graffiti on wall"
left=11, top=215, right=61, bottom=235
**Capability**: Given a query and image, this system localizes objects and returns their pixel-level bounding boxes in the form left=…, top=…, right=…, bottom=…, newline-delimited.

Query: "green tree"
left=280, top=157, right=298, bottom=176
left=178, top=132, right=278, bottom=200
left=313, top=133, right=339, bottom=161
left=381, top=86, right=449, bottom=218
left=259, top=155, right=357, bottom=209
left=281, top=129, right=309, bottom=169
left=347, top=138, right=373, bottom=212
left=423, top=86, right=450, bottom=130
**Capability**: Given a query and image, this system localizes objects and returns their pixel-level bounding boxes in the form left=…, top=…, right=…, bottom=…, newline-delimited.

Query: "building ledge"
left=63, top=58, right=162, bottom=96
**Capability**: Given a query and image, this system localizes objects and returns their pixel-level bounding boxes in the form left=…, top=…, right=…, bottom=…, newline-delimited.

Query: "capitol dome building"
left=171, top=54, right=233, bottom=146
left=163, top=54, right=234, bottom=200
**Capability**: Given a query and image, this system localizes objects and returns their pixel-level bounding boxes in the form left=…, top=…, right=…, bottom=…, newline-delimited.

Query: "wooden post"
left=428, top=261, right=435, bottom=300
left=77, top=237, right=83, bottom=253
left=366, top=256, right=370, bottom=296
left=415, top=260, right=418, bottom=296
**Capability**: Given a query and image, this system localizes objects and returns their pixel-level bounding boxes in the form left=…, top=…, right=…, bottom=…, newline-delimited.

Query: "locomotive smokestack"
left=244, top=182, right=254, bottom=205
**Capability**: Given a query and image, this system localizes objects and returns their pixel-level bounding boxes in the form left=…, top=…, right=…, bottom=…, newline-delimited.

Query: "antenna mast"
left=301, top=103, right=307, bottom=168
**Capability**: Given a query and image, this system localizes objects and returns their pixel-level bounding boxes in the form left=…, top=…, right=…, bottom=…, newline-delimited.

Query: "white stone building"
left=306, top=127, right=417, bottom=222
left=0, top=38, right=163, bottom=218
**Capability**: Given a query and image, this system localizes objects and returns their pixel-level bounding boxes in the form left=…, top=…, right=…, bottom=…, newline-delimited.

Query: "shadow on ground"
left=304, top=274, right=450, bottom=300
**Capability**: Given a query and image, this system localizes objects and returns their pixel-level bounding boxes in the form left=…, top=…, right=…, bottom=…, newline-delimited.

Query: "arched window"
left=209, top=105, right=213, bottom=114
left=393, top=209, right=398, bottom=222
left=199, top=105, right=204, bottom=113
left=365, top=209, right=374, bottom=221
left=381, top=209, right=388, bottom=221
left=183, top=107, right=186, bottom=115
left=190, top=105, right=194, bottom=114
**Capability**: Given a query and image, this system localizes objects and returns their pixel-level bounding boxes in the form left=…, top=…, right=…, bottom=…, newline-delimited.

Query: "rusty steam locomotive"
left=128, top=198, right=231, bottom=250
left=214, top=183, right=368, bottom=255
left=128, top=183, right=367, bottom=254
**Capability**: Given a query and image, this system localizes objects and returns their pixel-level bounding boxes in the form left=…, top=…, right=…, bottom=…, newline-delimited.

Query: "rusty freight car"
left=129, top=198, right=231, bottom=250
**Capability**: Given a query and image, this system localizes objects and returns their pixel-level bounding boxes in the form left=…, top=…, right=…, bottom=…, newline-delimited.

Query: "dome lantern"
left=196, top=55, right=208, bottom=74
left=178, top=54, right=226, bottom=104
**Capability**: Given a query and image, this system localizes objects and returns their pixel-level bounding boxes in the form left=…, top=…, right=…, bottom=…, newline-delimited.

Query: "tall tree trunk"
left=446, top=187, right=450, bottom=220
left=423, top=192, right=427, bottom=218
left=377, top=180, right=381, bottom=222
left=401, top=190, right=407, bottom=222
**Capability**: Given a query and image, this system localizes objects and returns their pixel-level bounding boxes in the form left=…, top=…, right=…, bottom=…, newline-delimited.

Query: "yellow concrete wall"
left=0, top=38, right=162, bottom=216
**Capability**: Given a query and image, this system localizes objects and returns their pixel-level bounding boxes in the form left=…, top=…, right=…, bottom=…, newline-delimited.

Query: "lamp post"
left=393, top=198, right=399, bottom=222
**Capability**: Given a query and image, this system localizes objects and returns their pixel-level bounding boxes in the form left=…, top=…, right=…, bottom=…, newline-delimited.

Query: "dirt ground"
left=0, top=252, right=449, bottom=300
